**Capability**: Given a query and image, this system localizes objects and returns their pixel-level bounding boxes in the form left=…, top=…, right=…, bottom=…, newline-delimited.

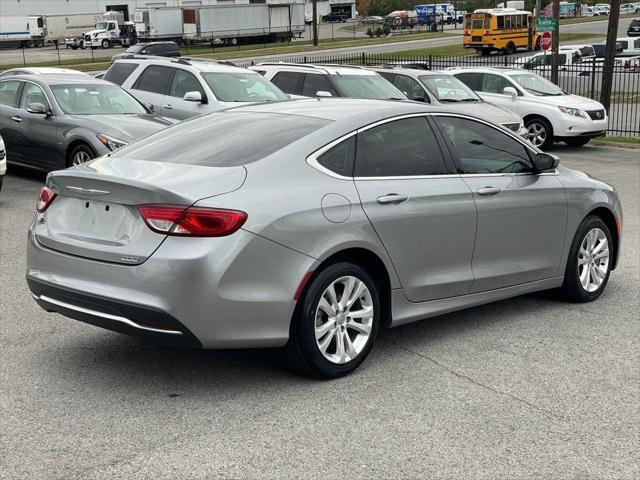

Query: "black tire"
left=524, top=116, right=554, bottom=150
left=561, top=216, right=613, bottom=303
left=504, top=42, right=516, bottom=55
left=67, top=143, right=96, bottom=168
left=481, top=48, right=490, bottom=56
left=287, top=262, right=382, bottom=378
left=564, top=137, right=591, bottom=147
left=101, top=39, right=111, bottom=49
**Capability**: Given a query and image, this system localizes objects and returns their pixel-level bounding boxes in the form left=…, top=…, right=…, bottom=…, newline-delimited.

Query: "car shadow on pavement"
left=47, top=289, right=564, bottom=392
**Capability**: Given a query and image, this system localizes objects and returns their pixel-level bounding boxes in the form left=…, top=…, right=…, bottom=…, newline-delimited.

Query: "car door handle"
left=163, top=104, right=173, bottom=110
left=477, top=186, right=502, bottom=196
left=377, top=194, right=408, bottom=205
left=11, top=115, right=22, bottom=123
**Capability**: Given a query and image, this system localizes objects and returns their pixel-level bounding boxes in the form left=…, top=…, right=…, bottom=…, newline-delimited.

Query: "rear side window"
left=103, top=62, right=139, bottom=86
left=0, top=80, right=21, bottom=107
left=317, top=136, right=355, bottom=177
left=113, top=112, right=331, bottom=167
left=271, top=71, right=304, bottom=94
left=134, top=65, right=174, bottom=94
left=355, top=117, right=448, bottom=177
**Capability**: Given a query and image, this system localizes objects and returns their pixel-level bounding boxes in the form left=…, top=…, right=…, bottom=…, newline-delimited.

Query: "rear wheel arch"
left=296, top=248, right=393, bottom=330
left=585, top=206, right=620, bottom=270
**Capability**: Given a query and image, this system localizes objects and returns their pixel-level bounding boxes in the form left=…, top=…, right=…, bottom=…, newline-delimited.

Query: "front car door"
left=434, top=114, right=567, bottom=292
left=13, top=81, right=61, bottom=169
left=354, top=115, right=478, bottom=302
left=164, top=67, right=208, bottom=119
left=130, top=65, right=174, bottom=115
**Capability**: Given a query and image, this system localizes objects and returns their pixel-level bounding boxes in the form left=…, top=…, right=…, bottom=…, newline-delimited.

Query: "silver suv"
left=103, top=56, right=288, bottom=120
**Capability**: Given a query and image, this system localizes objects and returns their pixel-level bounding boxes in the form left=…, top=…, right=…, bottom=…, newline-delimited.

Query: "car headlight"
left=559, top=106, right=587, bottom=118
left=97, top=134, right=127, bottom=151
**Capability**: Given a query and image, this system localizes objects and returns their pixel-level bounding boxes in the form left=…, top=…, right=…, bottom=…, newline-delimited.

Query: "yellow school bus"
left=463, top=8, right=541, bottom=55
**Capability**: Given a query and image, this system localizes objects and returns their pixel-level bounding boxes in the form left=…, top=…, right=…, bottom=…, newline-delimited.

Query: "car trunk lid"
left=34, top=157, right=246, bottom=264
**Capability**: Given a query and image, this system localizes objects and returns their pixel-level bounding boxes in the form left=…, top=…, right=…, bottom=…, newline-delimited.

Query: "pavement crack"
left=389, top=340, right=565, bottom=422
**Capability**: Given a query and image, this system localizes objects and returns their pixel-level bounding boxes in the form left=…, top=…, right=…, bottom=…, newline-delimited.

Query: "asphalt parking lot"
left=1, top=144, right=638, bottom=479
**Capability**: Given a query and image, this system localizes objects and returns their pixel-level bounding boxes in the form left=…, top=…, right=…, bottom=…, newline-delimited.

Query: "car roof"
left=254, top=63, right=379, bottom=76
left=368, top=67, right=453, bottom=78
left=113, top=56, right=251, bottom=73
left=445, top=66, right=524, bottom=76
left=4, top=74, right=116, bottom=86
left=231, top=97, right=476, bottom=123
left=1, top=67, right=90, bottom=76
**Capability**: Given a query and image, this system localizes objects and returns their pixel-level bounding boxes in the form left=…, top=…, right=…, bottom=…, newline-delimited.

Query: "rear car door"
left=354, top=115, right=478, bottom=302
left=130, top=65, right=174, bottom=114
left=13, top=82, right=61, bottom=169
left=434, top=114, right=567, bottom=292
left=164, top=68, right=208, bottom=119
left=0, top=79, right=25, bottom=163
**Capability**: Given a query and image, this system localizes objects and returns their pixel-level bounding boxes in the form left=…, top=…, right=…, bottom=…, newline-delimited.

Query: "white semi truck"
left=134, top=3, right=305, bottom=45
left=80, top=12, right=137, bottom=49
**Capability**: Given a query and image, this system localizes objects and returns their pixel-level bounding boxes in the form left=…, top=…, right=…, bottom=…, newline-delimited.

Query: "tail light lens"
left=36, top=186, right=57, bottom=213
left=138, top=205, right=247, bottom=237
left=464, top=29, right=470, bottom=35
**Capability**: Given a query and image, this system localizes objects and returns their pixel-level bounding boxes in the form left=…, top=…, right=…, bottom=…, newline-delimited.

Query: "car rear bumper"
left=26, top=225, right=316, bottom=349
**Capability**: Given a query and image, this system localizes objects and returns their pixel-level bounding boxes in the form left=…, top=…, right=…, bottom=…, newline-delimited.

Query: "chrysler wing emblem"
left=66, top=186, right=110, bottom=195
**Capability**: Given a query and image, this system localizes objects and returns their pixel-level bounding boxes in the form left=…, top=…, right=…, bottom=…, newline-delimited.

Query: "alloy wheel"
left=72, top=150, right=91, bottom=166
left=578, top=227, right=609, bottom=293
left=314, top=276, right=374, bottom=364
left=526, top=122, right=547, bottom=147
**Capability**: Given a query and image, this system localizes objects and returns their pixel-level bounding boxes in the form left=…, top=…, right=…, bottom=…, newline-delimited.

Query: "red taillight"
left=137, top=205, right=247, bottom=237
left=483, top=30, right=489, bottom=35
left=464, top=29, right=470, bottom=35
left=36, top=186, right=56, bottom=213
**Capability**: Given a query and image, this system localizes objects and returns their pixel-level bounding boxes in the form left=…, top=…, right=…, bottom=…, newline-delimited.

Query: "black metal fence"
left=240, top=52, right=640, bottom=137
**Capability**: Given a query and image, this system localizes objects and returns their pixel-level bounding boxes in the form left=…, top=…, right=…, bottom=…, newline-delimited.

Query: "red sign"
left=541, top=31, right=552, bottom=51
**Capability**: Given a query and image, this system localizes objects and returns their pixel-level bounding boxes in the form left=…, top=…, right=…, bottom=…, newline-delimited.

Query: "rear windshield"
left=112, top=112, right=330, bottom=166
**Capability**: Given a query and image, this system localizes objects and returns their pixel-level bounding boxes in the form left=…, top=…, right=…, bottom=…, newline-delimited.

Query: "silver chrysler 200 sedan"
left=26, top=99, right=622, bottom=378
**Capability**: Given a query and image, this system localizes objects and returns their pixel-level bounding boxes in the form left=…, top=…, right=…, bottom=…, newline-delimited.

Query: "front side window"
left=355, top=117, right=448, bottom=177
left=103, top=62, right=139, bottom=86
left=302, top=73, right=338, bottom=97
left=454, top=72, right=482, bottom=91
left=135, top=65, right=174, bottom=94
left=393, top=75, right=425, bottom=101
left=271, top=71, right=304, bottom=94
left=51, top=84, right=147, bottom=115
left=317, top=136, right=355, bottom=176
left=201, top=72, right=287, bottom=102
left=480, top=73, right=514, bottom=95
left=169, top=69, right=204, bottom=98
left=436, top=116, right=532, bottom=174
left=0, top=80, right=21, bottom=107
left=509, top=73, right=563, bottom=96
left=20, top=83, right=50, bottom=110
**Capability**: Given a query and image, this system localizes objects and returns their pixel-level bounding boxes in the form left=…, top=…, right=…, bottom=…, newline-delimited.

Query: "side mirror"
left=316, top=90, right=333, bottom=97
left=145, top=102, right=154, bottom=113
left=533, top=152, right=559, bottom=172
left=27, top=103, right=49, bottom=115
left=503, top=86, right=518, bottom=99
left=183, top=91, right=203, bottom=102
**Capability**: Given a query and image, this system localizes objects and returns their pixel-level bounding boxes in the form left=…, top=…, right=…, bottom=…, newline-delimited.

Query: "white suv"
left=249, top=63, right=406, bottom=100
left=103, top=57, right=288, bottom=120
left=449, top=67, right=608, bottom=149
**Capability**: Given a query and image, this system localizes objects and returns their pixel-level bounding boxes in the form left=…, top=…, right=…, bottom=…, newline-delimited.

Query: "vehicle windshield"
left=419, top=74, right=480, bottom=102
left=331, top=74, right=405, bottom=100
left=201, top=72, right=288, bottom=102
left=509, top=73, right=563, bottom=96
left=95, top=22, right=108, bottom=30
left=51, top=84, right=147, bottom=115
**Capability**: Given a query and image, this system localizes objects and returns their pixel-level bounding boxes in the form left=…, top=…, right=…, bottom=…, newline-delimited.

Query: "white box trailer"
left=42, top=13, right=101, bottom=43
left=134, top=7, right=185, bottom=41
left=196, top=4, right=305, bottom=45
left=0, top=15, right=43, bottom=48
